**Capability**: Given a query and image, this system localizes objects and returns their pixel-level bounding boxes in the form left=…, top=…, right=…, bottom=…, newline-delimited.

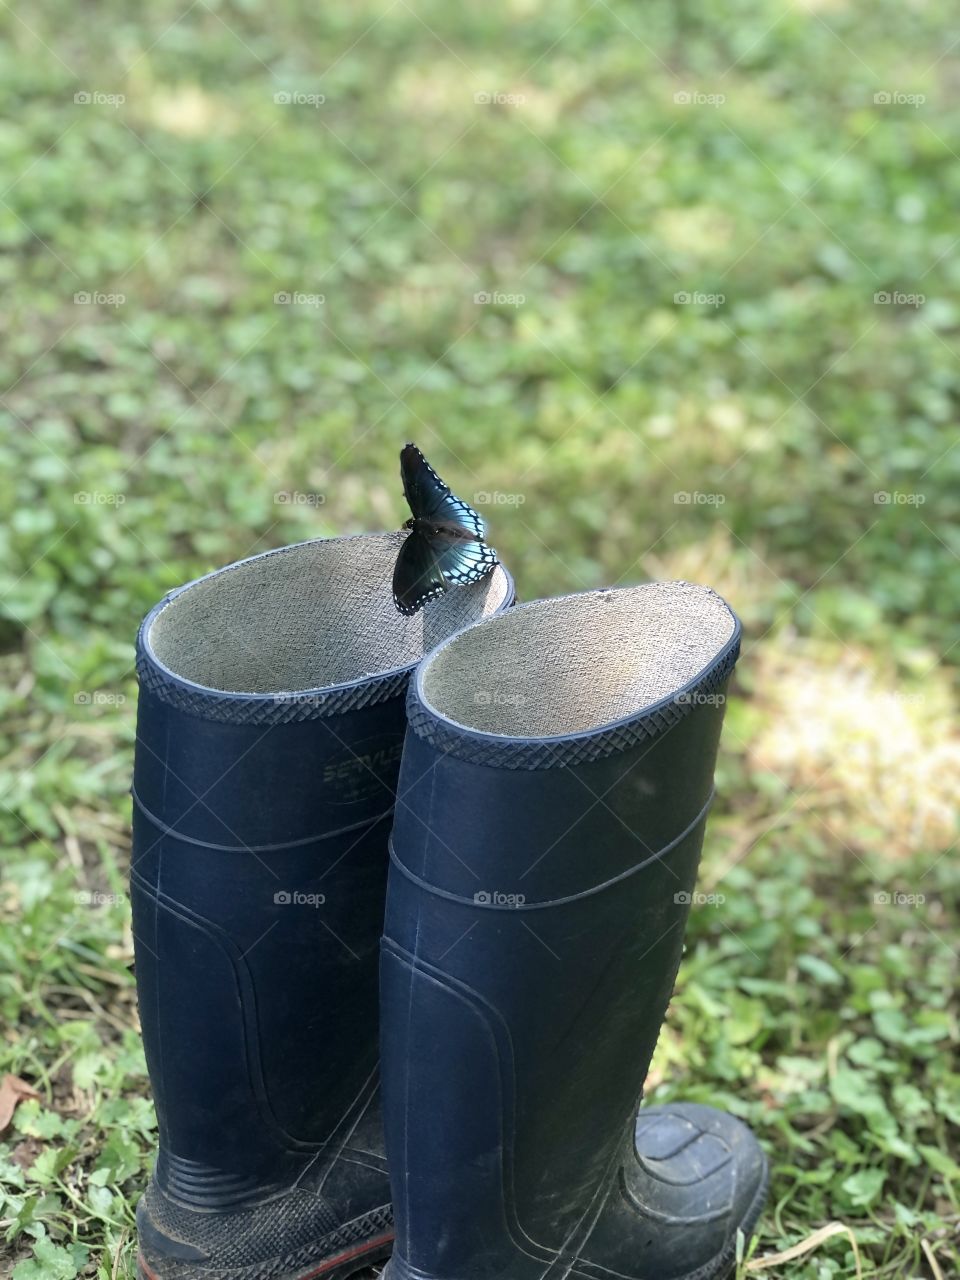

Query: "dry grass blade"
left=111, top=1226, right=129, bottom=1280
left=745, top=1221, right=863, bottom=1277
left=921, top=1238, right=945, bottom=1280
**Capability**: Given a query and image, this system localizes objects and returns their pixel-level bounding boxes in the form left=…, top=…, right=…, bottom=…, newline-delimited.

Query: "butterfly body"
left=404, top=517, right=478, bottom=540
left=392, top=444, right=499, bottom=615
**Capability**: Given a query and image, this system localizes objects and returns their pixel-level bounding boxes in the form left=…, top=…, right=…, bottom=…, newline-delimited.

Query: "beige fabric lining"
left=147, top=533, right=510, bottom=694
left=420, top=582, right=736, bottom=738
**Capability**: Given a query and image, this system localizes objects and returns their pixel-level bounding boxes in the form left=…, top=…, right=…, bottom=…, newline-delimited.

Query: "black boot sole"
left=137, top=1227, right=394, bottom=1280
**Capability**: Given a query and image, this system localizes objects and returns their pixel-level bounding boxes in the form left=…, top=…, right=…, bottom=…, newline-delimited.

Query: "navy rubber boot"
left=130, top=533, right=514, bottom=1280
left=381, top=583, right=769, bottom=1280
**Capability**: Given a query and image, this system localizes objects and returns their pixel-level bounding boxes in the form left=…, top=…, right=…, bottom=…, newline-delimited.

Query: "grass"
left=0, top=0, right=958, bottom=1276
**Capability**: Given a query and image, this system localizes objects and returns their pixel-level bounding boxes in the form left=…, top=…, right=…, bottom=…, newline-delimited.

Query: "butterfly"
left=392, top=443, right=499, bottom=616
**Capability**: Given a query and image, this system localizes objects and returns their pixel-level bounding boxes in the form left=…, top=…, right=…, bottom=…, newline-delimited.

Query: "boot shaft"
left=131, top=533, right=514, bottom=1211
left=381, top=582, right=740, bottom=1278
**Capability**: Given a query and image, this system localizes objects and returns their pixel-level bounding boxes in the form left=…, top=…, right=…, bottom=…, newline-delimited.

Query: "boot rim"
left=406, top=581, right=741, bottom=769
left=136, top=532, right=516, bottom=723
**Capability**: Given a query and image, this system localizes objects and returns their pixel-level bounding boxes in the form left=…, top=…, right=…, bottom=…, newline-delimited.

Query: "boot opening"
left=145, top=533, right=511, bottom=694
left=419, top=582, right=737, bottom=738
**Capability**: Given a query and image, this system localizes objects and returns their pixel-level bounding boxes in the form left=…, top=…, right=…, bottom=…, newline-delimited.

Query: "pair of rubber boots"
left=132, top=532, right=767, bottom=1280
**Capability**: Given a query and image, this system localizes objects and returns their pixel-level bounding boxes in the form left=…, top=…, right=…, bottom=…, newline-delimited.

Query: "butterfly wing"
left=400, top=442, right=486, bottom=540
left=393, top=527, right=447, bottom=616
left=393, top=527, right=498, bottom=616
left=433, top=531, right=499, bottom=588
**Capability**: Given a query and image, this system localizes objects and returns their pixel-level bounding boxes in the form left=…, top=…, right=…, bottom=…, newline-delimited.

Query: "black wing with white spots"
left=392, top=443, right=499, bottom=615
left=399, top=442, right=486, bottom=539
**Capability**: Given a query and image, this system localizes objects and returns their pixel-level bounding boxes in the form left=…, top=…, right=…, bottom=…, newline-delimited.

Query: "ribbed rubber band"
left=132, top=787, right=395, bottom=853
left=388, top=788, right=714, bottom=910
left=406, top=633, right=740, bottom=771
left=136, top=646, right=411, bottom=726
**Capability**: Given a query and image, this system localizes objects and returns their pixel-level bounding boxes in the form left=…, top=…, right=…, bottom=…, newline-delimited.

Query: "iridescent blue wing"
left=392, top=528, right=446, bottom=616
left=392, top=528, right=498, bottom=616
left=399, top=442, right=486, bottom=540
